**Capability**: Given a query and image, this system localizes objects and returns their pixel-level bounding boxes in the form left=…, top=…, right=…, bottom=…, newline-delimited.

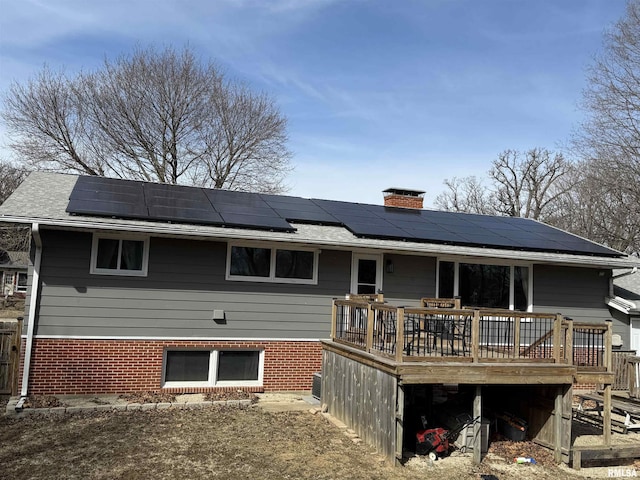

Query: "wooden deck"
left=329, top=298, right=614, bottom=386
left=323, top=297, right=619, bottom=466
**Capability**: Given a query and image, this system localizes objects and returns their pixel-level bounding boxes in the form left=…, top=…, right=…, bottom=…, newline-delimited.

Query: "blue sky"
left=0, top=0, right=627, bottom=206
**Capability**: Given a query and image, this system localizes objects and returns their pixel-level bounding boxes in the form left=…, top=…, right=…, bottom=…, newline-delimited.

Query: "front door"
left=351, top=254, right=382, bottom=295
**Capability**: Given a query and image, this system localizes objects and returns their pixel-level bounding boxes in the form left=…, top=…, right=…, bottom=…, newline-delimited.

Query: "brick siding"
left=383, top=194, right=424, bottom=209
left=19, top=339, right=322, bottom=395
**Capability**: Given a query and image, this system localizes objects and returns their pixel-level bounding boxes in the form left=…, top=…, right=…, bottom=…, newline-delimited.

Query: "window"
left=15, top=272, right=27, bottom=292
left=91, top=235, right=149, bottom=276
left=437, top=259, right=531, bottom=311
left=163, top=349, right=263, bottom=388
left=227, top=244, right=318, bottom=284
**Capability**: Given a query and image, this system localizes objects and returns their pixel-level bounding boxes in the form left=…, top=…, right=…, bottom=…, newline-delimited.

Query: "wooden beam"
left=553, top=314, right=563, bottom=363
left=366, top=303, right=374, bottom=353
left=603, top=384, right=612, bottom=446
left=513, top=316, right=521, bottom=359
left=330, top=299, right=337, bottom=340
left=565, top=319, right=573, bottom=365
left=473, top=385, right=482, bottom=465
left=554, top=386, right=563, bottom=462
left=572, top=445, right=640, bottom=470
left=395, top=384, right=404, bottom=465
left=395, top=307, right=405, bottom=363
left=573, top=372, right=615, bottom=384
left=471, top=310, right=480, bottom=362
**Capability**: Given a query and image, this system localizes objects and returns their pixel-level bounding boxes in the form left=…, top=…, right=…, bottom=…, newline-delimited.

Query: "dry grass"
left=0, top=405, right=595, bottom=480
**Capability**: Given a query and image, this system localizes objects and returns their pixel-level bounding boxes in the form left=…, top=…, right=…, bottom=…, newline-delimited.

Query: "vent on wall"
left=312, top=372, right=322, bottom=400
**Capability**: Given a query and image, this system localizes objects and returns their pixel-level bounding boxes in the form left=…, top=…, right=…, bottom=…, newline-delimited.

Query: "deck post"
left=330, top=299, right=338, bottom=340
left=565, top=318, right=573, bottom=365
left=396, top=307, right=405, bottom=362
left=366, top=303, right=374, bottom=352
left=603, top=385, right=612, bottom=446
left=395, top=383, right=404, bottom=465
left=471, top=310, right=480, bottom=362
left=513, top=316, right=521, bottom=359
left=473, top=385, right=482, bottom=465
left=554, top=385, right=563, bottom=462
left=603, top=320, right=613, bottom=446
left=553, top=314, right=563, bottom=363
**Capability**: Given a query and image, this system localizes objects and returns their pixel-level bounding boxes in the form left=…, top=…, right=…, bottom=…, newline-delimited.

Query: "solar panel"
left=345, top=222, right=409, bottom=239
left=67, top=176, right=148, bottom=219
left=66, top=198, right=148, bottom=218
left=65, top=176, right=622, bottom=256
left=261, top=195, right=341, bottom=224
left=205, top=189, right=268, bottom=209
left=219, top=212, right=294, bottom=231
left=147, top=205, right=224, bottom=224
left=272, top=208, right=340, bottom=224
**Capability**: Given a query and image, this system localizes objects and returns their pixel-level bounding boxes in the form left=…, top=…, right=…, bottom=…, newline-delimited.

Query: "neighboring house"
left=608, top=268, right=640, bottom=355
left=0, top=250, right=28, bottom=298
left=0, top=172, right=638, bottom=397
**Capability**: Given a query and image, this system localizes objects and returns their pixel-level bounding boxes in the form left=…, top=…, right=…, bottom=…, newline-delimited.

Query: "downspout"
left=18, top=223, right=42, bottom=405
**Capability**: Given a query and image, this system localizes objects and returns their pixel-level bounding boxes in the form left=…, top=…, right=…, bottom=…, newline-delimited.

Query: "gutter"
left=19, top=223, right=42, bottom=405
left=2, top=215, right=640, bottom=270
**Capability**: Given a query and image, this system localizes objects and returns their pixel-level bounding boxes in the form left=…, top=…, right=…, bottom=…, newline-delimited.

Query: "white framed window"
left=162, top=349, right=264, bottom=388
left=15, top=272, right=27, bottom=292
left=226, top=243, right=319, bottom=284
left=90, top=234, right=149, bottom=276
left=436, top=258, right=533, bottom=311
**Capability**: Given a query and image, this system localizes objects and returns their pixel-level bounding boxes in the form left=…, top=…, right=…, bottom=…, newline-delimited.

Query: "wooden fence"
left=610, top=351, right=637, bottom=391
left=0, top=319, right=22, bottom=395
left=629, top=357, right=640, bottom=399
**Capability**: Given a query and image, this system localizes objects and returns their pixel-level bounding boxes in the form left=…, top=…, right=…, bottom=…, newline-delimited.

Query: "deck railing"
left=571, top=322, right=611, bottom=371
left=331, top=298, right=612, bottom=368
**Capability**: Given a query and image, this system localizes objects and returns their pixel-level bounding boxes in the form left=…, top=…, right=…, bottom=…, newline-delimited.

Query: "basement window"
left=90, top=234, right=149, bottom=276
left=162, top=349, right=264, bottom=388
left=226, top=243, right=318, bottom=284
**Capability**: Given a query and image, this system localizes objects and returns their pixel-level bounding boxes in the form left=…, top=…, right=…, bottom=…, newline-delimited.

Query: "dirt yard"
left=2, top=402, right=628, bottom=480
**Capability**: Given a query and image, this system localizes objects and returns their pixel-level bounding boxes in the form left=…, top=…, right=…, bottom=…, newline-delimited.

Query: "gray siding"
left=533, top=264, right=626, bottom=343
left=30, top=229, right=621, bottom=342
left=383, top=253, right=436, bottom=306
left=34, top=230, right=350, bottom=338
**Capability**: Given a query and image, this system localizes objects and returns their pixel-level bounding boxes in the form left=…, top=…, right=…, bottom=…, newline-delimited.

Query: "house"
left=1, top=250, right=28, bottom=298
left=608, top=268, right=640, bottom=354
left=0, top=171, right=638, bottom=403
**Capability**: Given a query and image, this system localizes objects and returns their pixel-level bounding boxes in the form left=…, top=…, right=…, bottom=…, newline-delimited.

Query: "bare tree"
left=570, top=0, right=640, bottom=254
left=575, top=0, right=640, bottom=171
left=0, top=160, right=31, bottom=257
left=2, top=46, right=291, bottom=193
left=0, top=160, right=29, bottom=206
left=435, top=148, right=572, bottom=222
left=490, top=148, right=571, bottom=220
left=554, top=162, right=640, bottom=254
left=434, top=176, right=496, bottom=214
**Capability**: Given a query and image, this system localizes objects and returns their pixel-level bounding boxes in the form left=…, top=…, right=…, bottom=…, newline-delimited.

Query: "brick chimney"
left=383, top=188, right=425, bottom=209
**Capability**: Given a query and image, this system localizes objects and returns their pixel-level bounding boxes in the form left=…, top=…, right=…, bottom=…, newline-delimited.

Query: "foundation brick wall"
left=20, top=339, right=322, bottom=395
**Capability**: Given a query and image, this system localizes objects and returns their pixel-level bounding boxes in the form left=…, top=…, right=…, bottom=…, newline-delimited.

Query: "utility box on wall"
left=312, top=372, right=322, bottom=400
